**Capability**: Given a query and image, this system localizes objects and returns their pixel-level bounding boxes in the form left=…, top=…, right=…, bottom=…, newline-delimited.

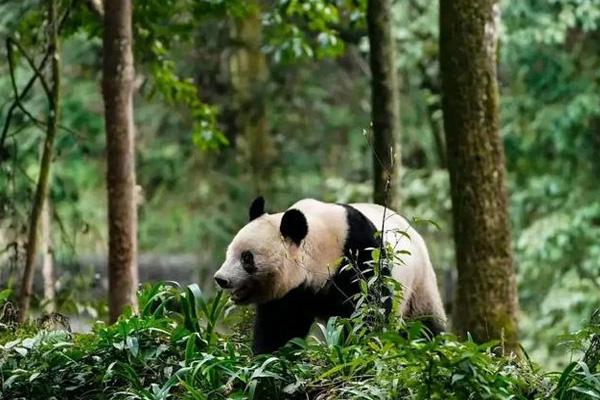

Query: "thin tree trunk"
left=427, top=105, right=446, bottom=169
left=103, top=0, right=139, bottom=323
left=583, top=309, right=600, bottom=372
left=417, top=62, right=447, bottom=169
left=41, top=198, right=55, bottom=313
left=440, top=0, right=520, bottom=353
left=18, top=0, right=60, bottom=323
left=367, top=0, right=401, bottom=208
left=229, top=0, right=272, bottom=194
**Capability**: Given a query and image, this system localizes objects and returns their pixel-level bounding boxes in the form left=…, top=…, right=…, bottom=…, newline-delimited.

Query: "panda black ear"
left=249, top=196, right=266, bottom=221
left=280, top=209, right=308, bottom=246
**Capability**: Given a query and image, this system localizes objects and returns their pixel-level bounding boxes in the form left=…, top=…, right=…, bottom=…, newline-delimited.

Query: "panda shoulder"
left=289, top=199, right=340, bottom=215
left=289, top=199, right=348, bottom=229
left=290, top=198, right=323, bottom=209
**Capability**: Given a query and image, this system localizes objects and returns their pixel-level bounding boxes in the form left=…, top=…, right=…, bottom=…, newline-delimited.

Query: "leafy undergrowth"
left=1, top=283, right=598, bottom=400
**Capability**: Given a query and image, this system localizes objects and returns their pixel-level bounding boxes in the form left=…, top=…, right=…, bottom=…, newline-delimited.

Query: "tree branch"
left=6, top=43, right=49, bottom=129
left=0, top=51, right=50, bottom=156
left=7, top=38, right=53, bottom=102
left=0, top=0, right=74, bottom=157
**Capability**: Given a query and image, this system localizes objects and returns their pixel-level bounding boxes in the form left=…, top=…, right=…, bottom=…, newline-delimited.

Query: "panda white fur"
left=214, top=197, right=447, bottom=354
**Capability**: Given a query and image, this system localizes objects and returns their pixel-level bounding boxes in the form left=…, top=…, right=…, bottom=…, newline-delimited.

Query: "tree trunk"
left=229, top=1, right=272, bottom=195
left=103, top=0, right=139, bottom=323
left=583, top=309, right=600, bottom=372
left=440, top=0, right=519, bottom=353
left=18, top=0, right=60, bottom=323
left=41, top=198, right=55, bottom=313
left=367, top=0, right=401, bottom=208
left=427, top=103, right=446, bottom=169
left=417, top=62, right=447, bottom=169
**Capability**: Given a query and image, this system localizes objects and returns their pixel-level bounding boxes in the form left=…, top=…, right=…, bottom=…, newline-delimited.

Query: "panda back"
left=289, top=200, right=421, bottom=295
left=292, top=199, right=381, bottom=267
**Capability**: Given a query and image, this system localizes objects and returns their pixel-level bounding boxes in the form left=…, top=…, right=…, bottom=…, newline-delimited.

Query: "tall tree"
left=440, top=0, right=519, bottom=353
left=229, top=0, right=272, bottom=194
left=366, top=0, right=401, bottom=208
left=103, top=0, right=139, bottom=322
left=18, top=0, right=61, bottom=323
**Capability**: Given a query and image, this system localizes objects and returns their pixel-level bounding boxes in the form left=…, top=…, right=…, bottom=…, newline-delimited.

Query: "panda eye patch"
left=241, top=251, right=256, bottom=273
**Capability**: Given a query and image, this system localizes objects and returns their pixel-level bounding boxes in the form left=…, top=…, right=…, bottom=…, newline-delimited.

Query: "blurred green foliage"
left=0, top=0, right=599, bottom=370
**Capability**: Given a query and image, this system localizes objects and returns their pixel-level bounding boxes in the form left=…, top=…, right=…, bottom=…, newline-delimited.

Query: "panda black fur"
left=214, top=197, right=447, bottom=354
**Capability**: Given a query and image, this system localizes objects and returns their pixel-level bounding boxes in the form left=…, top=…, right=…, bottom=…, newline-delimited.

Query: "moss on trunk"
left=229, top=1, right=272, bottom=195
left=440, top=0, right=520, bottom=354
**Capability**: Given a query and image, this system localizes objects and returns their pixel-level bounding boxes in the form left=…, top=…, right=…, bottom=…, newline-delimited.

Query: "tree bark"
left=440, top=0, right=519, bottom=353
left=583, top=309, right=600, bottom=372
left=229, top=0, right=272, bottom=195
left=18, top=0, right=60, bottom=323
left=41, top=198, right=56, bottom=313
left=103, top=0, right=139, bottom=323
left=367, top=0, right=401, bottom=208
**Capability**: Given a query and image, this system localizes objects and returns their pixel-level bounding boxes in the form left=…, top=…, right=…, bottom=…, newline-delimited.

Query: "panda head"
left=214, top=197, right=309, bottom=304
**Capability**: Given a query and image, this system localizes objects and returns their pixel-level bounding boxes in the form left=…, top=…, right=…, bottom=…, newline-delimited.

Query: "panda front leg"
left=253, top=300, right=315, bottom=354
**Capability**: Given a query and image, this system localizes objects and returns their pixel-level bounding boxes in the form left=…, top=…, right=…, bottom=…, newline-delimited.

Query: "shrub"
left=4, top=281, right=591, bottom=399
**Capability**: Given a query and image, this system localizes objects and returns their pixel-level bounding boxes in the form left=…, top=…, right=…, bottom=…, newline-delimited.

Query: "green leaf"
left=0, top=288, right=12, bottom=303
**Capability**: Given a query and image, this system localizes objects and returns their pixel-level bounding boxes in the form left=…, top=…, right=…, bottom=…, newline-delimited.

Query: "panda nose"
left=214, top=275, right=232, bottom=289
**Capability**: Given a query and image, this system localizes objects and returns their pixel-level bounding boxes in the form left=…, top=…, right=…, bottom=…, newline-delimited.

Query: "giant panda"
left=214, top=197, right=447, bottom=354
